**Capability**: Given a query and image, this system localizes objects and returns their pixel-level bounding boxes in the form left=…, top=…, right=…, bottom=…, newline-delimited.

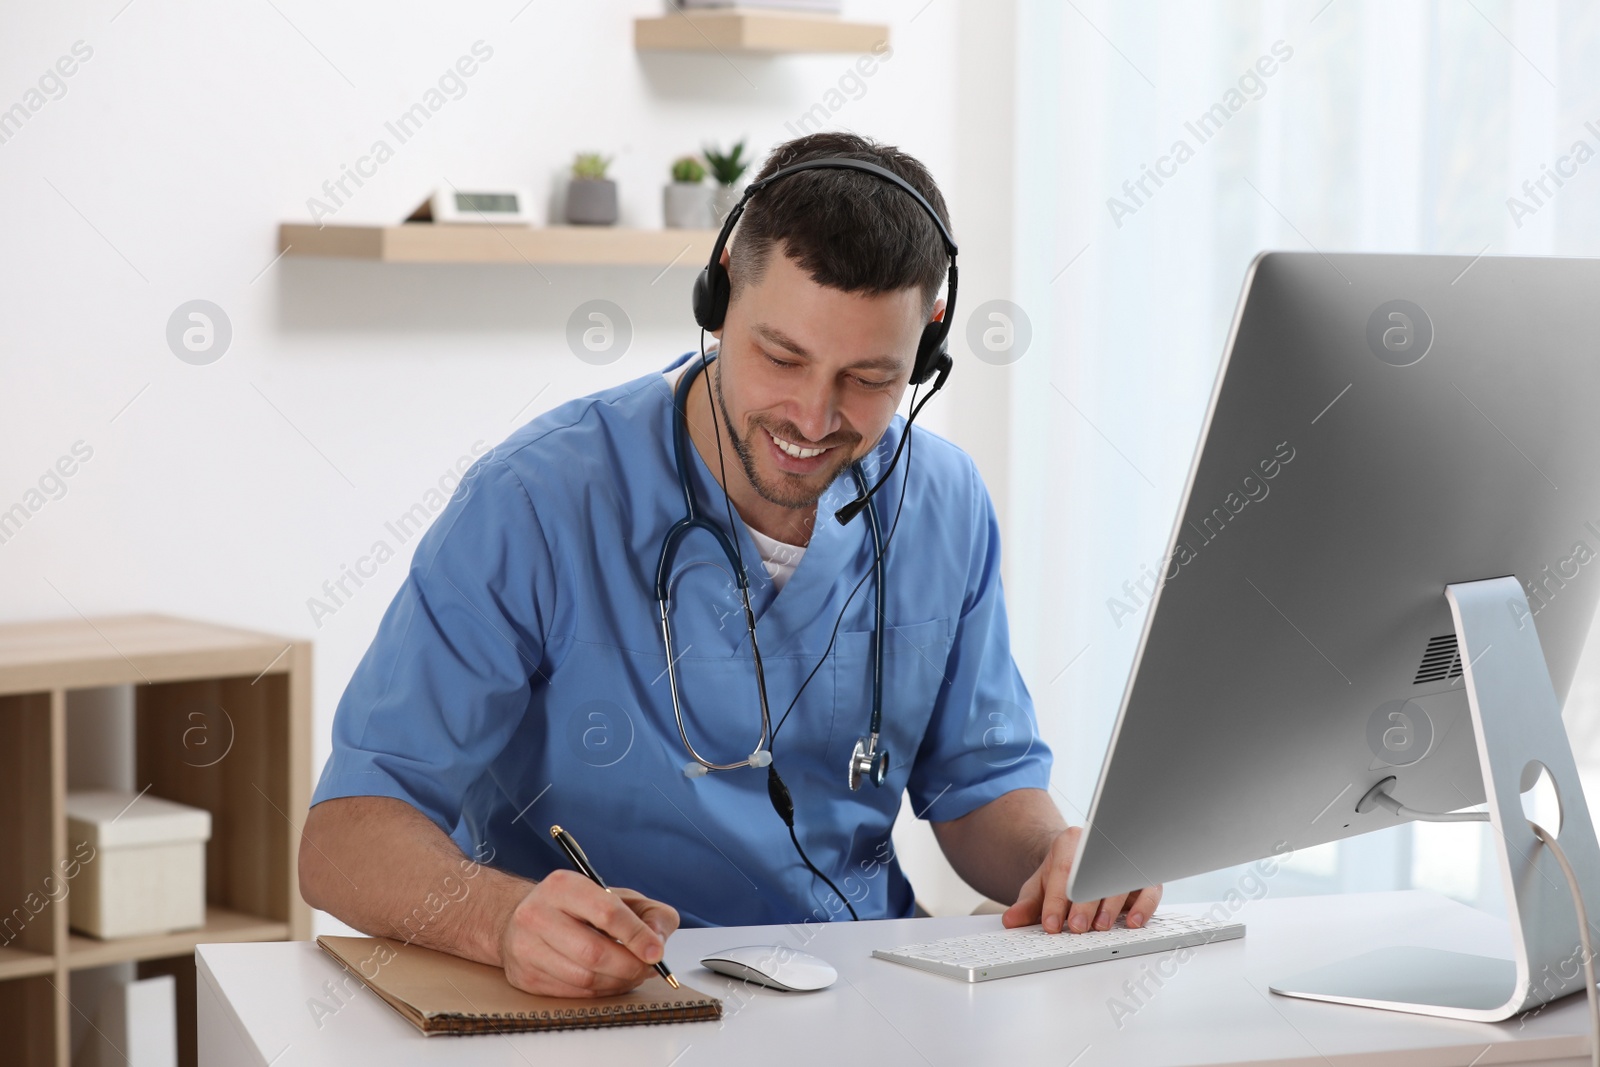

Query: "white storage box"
left=66, top=790, right=212, bottom=939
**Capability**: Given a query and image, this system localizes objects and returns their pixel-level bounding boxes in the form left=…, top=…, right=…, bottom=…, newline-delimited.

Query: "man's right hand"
left=498, top=869, right=681, bottom=997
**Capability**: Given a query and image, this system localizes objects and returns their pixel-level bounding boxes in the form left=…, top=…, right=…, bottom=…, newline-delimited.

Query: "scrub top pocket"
left=830, top=617, right=955, bottom=793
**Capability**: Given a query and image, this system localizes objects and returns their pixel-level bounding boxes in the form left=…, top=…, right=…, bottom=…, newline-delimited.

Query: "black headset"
left=690, top=156, right=960, bottom=389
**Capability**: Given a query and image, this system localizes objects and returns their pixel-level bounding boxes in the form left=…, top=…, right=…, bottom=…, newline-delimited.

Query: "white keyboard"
left=872, top=913, right=1245, bottom=983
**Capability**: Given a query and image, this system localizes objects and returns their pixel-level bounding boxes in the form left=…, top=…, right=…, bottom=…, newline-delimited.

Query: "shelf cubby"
left=0, top=691, right=57, bottom=979
left=0, top=973, right=59, bottom=1067
left=0, top=614, right=310, bottom=1067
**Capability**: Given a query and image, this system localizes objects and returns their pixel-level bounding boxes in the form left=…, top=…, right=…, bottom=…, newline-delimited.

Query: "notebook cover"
left=316, top=935, right=722, bottom=1036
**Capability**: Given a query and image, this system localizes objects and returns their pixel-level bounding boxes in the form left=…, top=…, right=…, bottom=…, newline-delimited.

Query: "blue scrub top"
left=312, top=352, right=1051, bottom=927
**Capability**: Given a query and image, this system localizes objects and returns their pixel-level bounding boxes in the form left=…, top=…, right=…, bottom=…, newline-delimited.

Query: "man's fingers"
left=1124, top=884, right=1163, bottom=928
left=999, top=830, right=1162, bottom=936
left=500, top=875, right=685, bottom=999
left=540, top=914, right=655, bottom=988
left=620, top=889, right=681, bottom=941
left=1001, top=870, right=1044, bottom=928
left=553, top=873, right=665, bottom=965
left=538, top=929, right=646, bottom=994
left=504, top=925, right=642, bottom=997
left=1065, top=894, right=1100, bottom=933
left=1040, top=849, right=1074, bottom=934
left=1091, top=893, right=1127, bottom=931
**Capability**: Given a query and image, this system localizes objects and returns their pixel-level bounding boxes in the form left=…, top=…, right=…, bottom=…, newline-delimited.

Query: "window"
left=1011, top=0, right=1600, bottom=909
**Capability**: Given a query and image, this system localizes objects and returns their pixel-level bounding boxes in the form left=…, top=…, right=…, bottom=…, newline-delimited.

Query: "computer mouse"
left=700, top=944, right=838, bottom=992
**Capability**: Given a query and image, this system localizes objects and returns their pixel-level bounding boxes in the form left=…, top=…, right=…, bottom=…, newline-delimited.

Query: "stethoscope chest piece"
left=849, top=734, right=889, bottom=791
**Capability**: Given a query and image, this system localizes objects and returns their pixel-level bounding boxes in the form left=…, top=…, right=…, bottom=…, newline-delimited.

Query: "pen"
left=549, top=824, right=680, bottom=989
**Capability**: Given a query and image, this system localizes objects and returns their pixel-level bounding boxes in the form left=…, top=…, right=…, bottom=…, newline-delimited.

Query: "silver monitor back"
left=1068, top=251, right=1600, bottom=902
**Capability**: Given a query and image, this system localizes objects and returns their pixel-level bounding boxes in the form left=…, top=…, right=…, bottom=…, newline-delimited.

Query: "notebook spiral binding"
left=438, top=1000, right=718, bottom=1034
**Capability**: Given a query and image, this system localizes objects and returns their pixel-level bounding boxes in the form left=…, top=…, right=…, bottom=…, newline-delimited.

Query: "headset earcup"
left=692, top=263, right=731, bottom=331
left=911, top=322, right=947, bottom=385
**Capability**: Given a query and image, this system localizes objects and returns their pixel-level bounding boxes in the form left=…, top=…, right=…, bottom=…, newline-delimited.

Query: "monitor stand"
left=1270, top=575, right=1600, bottom=1021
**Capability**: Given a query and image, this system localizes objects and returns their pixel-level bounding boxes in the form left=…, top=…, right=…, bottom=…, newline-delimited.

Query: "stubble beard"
left=711, top=362, right=857, bottom=511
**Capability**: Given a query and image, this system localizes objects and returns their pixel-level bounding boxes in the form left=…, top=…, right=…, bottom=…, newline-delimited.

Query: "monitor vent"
left=1413, top=634, right=1463, bottom=684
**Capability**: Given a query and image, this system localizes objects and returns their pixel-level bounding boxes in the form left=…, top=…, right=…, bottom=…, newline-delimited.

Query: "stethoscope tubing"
left=657, top=357, right=884, bottom=774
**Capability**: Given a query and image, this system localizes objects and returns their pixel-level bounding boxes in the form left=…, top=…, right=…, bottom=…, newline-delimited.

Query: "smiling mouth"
left=766, top=428, right=831, bottom=461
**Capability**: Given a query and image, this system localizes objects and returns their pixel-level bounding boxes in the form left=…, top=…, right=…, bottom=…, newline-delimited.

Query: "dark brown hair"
left=728, top=132, right=951, bottom=314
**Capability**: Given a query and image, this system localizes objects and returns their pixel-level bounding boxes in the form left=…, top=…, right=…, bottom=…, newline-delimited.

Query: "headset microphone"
left=834, top=353, right=952, bottom=526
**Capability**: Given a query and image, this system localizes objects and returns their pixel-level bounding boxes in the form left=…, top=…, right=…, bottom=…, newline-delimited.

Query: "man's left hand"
left=1001, top=825, right=1163, bottom=933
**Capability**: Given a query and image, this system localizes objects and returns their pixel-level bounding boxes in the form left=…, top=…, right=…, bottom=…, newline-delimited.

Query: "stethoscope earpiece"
left=681, top=751, right=768, bottom=778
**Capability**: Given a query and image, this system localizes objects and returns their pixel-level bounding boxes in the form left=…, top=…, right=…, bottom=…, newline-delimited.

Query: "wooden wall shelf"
left=634, top=9, right=889, bottom=54
left=278, top=222, right=718, bottom=267
left=0, top=614, right=310, bottom=1067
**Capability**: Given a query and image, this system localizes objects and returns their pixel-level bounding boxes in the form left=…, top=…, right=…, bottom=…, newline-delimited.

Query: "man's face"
left=713, top=246, right=931, bottom=512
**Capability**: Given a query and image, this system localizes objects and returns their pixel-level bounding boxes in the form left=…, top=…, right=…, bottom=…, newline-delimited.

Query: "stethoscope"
left=656, top=356, right=890, bottom=790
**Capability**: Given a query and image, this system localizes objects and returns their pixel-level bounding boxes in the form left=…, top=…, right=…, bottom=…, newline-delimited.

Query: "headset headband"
left=706, top=157, right=959, bottom=273
left=691, top=155, right=959, bottom=386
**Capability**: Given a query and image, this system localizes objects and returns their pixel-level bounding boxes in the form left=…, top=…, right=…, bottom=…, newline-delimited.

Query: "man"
left=300, top=132, right=1162, bottom=998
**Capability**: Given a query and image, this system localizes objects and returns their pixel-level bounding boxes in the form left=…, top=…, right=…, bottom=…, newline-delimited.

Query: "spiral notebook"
left=316, top=935, right=722, bottom=1036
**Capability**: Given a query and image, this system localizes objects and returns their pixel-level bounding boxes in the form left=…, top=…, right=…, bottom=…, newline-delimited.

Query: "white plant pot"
left=663, top=183, right=715, bottom=229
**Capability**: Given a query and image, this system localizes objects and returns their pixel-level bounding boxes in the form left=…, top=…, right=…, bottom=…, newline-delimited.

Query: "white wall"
left=1, top=1, right=1022, bottom=922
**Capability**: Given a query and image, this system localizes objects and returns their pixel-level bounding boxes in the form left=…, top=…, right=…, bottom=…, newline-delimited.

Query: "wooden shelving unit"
left=64, top=905, right=289, bottom=971
left=634, top=9, right=889, bottom=53
left=278, top=222, right=718, bottom=267
left=0, top=614, right=310, bottom=1067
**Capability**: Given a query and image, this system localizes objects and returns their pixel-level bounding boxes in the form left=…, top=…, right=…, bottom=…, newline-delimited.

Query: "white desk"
left=197, top=890, right=1592, bottom=1066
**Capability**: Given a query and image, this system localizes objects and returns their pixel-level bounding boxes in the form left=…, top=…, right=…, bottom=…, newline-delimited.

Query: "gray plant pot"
left=663, top=183, right=715, bottom=229
left=566, top=179, right=618, bottom=226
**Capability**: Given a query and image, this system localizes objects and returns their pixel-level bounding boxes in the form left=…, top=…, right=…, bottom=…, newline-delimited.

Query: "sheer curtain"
left=1010, top=0, right=1600, bottom=907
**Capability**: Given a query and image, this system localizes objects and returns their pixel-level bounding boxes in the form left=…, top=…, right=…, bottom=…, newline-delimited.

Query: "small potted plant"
left=566, top=152, right=618, bottom=226
left=704, top=139, right=750, bottom=223
left=663, top=155, right=713, bottom=229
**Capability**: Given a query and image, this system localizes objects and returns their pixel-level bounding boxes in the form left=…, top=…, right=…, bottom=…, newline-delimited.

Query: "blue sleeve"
left=310, top=456, right=562, bottom=834
left=906, top=460, right=1053, bottom=822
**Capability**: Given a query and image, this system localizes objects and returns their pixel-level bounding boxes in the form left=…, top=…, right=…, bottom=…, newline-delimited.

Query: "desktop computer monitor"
left=1066, top=251, right=1600, bottom=1020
